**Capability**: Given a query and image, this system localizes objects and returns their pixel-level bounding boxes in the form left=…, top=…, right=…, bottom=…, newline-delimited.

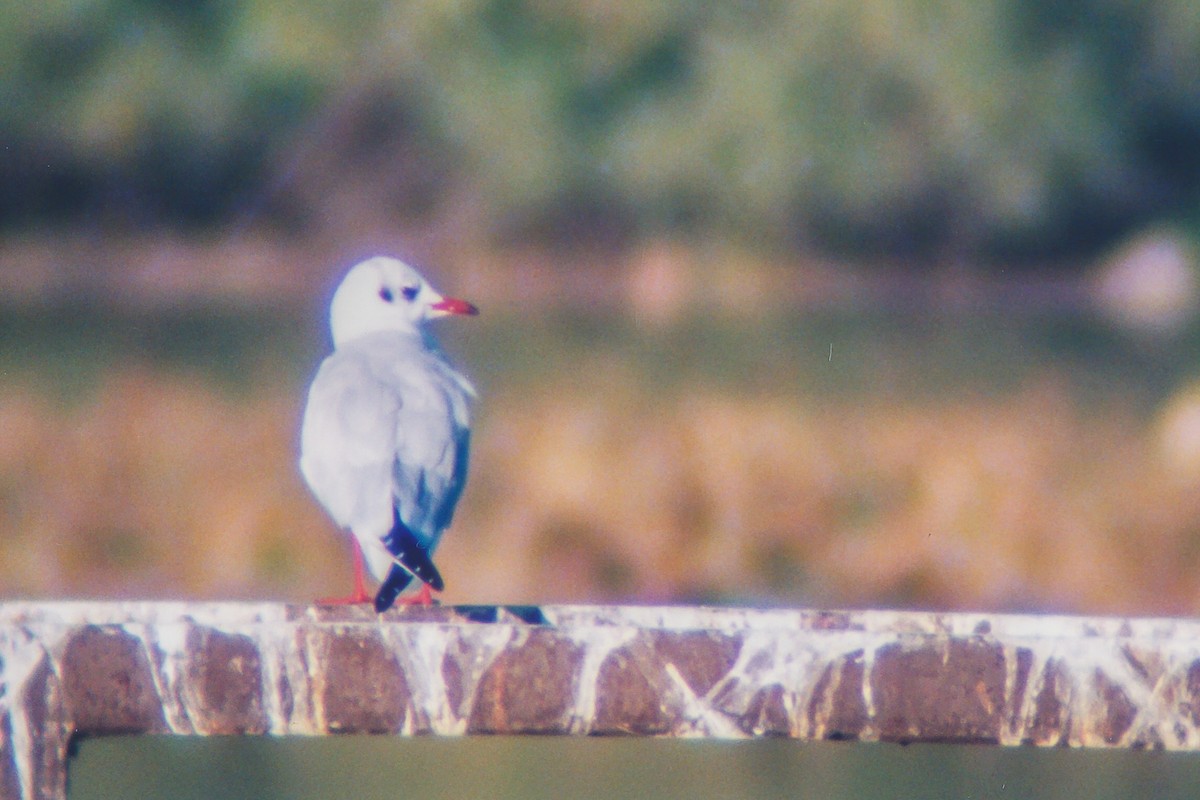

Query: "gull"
left=300, top=256, right=477, bottom=611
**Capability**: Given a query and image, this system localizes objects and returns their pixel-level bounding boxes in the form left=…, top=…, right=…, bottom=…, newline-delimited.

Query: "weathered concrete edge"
left=3, top=602, right=1200, bottom=800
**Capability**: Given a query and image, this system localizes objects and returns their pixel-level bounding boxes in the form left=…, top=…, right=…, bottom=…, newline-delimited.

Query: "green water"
left=1, top=302, right=1193, bottom=411
left=69, top=736, right=1198, bottom=800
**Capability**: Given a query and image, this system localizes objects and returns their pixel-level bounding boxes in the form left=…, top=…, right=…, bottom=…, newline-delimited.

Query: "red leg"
left=395, top=582, right=438, bottom=607
left=317, top=537, right=373, bottom=605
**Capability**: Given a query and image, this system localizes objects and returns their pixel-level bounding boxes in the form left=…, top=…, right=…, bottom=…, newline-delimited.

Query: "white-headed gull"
left=300, top=256, right=477, bottom=611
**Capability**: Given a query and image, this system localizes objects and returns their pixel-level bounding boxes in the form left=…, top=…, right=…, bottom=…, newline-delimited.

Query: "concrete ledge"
left=3, top=602, right=1200, bottom=798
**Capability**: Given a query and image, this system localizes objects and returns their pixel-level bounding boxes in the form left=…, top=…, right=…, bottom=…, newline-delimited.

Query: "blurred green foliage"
left=4, top=0, right=1200, bottom=263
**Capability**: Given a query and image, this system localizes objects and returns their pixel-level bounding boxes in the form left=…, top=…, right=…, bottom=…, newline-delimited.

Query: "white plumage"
left=300, top=256, right=477, bottom=611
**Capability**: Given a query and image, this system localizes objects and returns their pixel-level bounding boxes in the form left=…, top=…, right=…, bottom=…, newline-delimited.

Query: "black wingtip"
left=374, top=565, right=414, bottom=613
left=382, top=509, right=444, bottom=591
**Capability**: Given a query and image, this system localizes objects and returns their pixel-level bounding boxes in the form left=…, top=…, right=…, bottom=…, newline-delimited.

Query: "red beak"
left=430, top=297, right=479, bottom=316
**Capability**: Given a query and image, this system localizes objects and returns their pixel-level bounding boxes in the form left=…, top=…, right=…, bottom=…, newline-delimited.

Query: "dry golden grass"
left=2, top=357, right=1199, bottom=614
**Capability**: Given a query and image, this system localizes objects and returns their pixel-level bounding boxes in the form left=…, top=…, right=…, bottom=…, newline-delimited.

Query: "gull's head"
left=328, top=256, right=478, bottom=347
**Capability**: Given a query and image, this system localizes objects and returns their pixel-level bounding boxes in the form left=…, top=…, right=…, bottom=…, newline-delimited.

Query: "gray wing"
left=389, top=372, right=472, bottom=549
left=299, top=351, right=401, bottom=536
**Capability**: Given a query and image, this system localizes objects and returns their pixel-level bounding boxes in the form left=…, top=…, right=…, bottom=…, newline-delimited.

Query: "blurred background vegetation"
left=6, top=0, right=1200, bottom=261
left=6, top=0, right=1200, bottom=605
left=7, top=1, right=1200, bottom=797
left=5, top=0, right=1200, bottom=611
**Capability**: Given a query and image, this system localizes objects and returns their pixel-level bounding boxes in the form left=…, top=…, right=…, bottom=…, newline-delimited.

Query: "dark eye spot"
left=379, top=287, right=395, bottom=303
left=401, top=285, right=419, bottom=301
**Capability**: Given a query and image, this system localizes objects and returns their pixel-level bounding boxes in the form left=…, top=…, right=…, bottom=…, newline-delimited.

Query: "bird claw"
left=316, top=537, right=373, bottom=606
left=315, top=591, right=374, bottom=606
